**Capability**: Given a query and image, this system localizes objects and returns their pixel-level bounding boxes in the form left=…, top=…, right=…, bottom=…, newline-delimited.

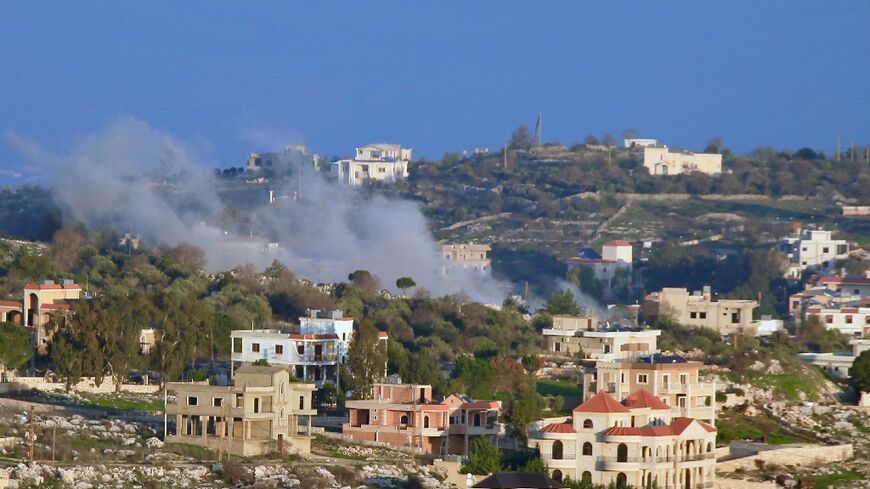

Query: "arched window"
left=551, top=470, right=562, bottom=482
left=706, top=441, right=713, bottom=453
left=582, top=442, right=592, bottom=456
left=473, top=413, right=481, bottom=427
left=617, top=443, right=628, bottom=463
left=583, top=419, right=593, bottom=429
left=616, top=473, right=627, bottom=489
left=400, top=415, right=409, bottom=425
left=424, top=416, right=430, bottom=428
left=581, top=472, right=591, bottom=483
left=280, top=382, right=285, bottom=395
left=552, top=440, right=563, bottom=460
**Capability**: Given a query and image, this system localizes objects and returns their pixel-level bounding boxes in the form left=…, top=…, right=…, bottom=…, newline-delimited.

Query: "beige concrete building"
left=582, top=356, right=716, bottom=426
left=646, top=287, right=758, bottom=336
left=798, top=339, right=870, bottom=379
left=529, top=389, right=717, bottom=488
left=0, top=280, right=82, bottom=354
left=542, top=316, right=660, bottom=361
left=441, top=243, right=492, bottom=274
left=343, top=383, right=501, bottom=456
left=643, top=146, right=722, bottom=176
left=166, top=365, right=317, bottom=457
left=331, top=143, right=412, bottom=186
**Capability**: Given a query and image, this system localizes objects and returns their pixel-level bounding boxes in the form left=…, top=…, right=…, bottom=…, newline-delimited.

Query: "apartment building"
left=246, top=145, right=319, bottom=175
left=542, top=316, right=660, bottom=361
left=582, top=356, right=716, bottom=426
left=528, top=389, right=717, bottom=488
left=230, top=311, right=376, bottom=386
left=0, top=280, right=82, bottom=354
left=798, top=339, right=870, bottom=379
left=331, top=143, right=412, bottom=185
left=441, top=243, right=492, bottom=275
left=779, top=228, right=849, bottom=278
left=804, top=305, right=870, bottom=337
left=342, top=383, right=501, bottom=456
left=165, top=365, right=317, bottom=457
left=643, top=146, right=722, bottom=176
left=645, top=287, right=758, bottom=336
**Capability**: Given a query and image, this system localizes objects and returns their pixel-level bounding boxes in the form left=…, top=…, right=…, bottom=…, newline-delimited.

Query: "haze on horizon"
left=1, top=1, right=869, bottom=185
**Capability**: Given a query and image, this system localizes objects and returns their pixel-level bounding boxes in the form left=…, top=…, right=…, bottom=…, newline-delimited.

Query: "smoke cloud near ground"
left=5, top=118, right=510, bottom=303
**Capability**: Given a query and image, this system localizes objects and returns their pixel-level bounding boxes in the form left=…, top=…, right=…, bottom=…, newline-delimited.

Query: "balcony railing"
left=596, top=453, right=715, bottom=464
left=545, top=453, right=577, bottom=460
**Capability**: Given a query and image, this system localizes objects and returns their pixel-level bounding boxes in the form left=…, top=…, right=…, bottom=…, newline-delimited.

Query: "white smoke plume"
left=5, top=117, right=509, bottom=303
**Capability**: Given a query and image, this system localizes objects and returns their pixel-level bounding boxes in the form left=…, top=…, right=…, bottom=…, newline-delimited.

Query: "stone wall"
left=6, top=377, right=160, bottom=395
left=717, top=443, right=853, bottom=472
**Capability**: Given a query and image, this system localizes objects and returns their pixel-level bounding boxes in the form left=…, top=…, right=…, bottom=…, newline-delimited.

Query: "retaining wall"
left=717, top=443, right=853, bottom=472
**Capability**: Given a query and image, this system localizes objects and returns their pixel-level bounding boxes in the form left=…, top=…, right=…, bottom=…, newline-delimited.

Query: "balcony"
left=595, top=456, right=641, bottom=471
left=659, top=383, right=714, bottom=394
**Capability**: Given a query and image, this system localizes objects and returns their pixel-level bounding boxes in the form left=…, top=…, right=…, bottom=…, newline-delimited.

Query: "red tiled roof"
left=603, top=240, right=631, bottom=247
left=621, top=389, right=671, bottom=410
left=567, top=258, right=617, bottom=264
left=287, top=333, right=339, bottom=340
left=24, top=282, right=81, bottom=290
left=540, top=421, right=575, bottom=434
left=0, top=300, right=22, bottom=308
left=573, top=391, right=630, bottom=413
left=377, top=331, right=389, bottom=338
left=840, top=308, right=859, bottom=313
left=602, top=417, right=716, bottom=437
left=462, top=401, right=500, bottom=410
left=41, top=303, right=72, bottom=310
left=819, top=277, right=870, bottom=285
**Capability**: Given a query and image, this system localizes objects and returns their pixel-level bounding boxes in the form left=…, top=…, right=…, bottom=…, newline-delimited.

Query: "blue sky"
left=1, top=1, right=868, bottom=183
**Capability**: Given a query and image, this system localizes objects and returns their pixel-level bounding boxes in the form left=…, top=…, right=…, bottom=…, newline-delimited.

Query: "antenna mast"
left=534, top=112, right=542, bottom=147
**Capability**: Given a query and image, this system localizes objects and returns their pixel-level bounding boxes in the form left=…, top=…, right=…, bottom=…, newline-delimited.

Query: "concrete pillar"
left=201, top=416, right=207, bottom=439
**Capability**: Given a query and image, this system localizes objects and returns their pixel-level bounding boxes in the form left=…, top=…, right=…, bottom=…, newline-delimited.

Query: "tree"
left=50, top=227, right=83, bottom=273
left=347, top=321, right=387, bottom=399
left=510, top=126, right=534, bottom=150
left=544, top=289, right=580, bottom=315
left=347, top=270, right=381, bottom=298
left=464, top=436, right=502, bottom=475
left=396, top=277, right=416, bottom=297
left=852, top=350, right=870, bottom=393
left=0, top=322, right=31, bottom=377
left=504, top=388, right=544, bottom=441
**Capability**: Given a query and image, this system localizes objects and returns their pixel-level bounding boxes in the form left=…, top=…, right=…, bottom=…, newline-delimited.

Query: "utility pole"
left=836, top=130, right=842, bottom=162
left=28, top=406, right=35, bottom=464
left=534, top=112, right=542, bottom=147
left=218, top=401, right=226, bottom=462
left=51, top=426, right=56, bottom=462
left=503, top=144, right=508, bottom=170
left=851, top=142, right=856, bottom=163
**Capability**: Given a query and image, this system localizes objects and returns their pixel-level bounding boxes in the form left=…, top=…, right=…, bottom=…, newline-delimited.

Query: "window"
left=235, top=394, right=243, bottom=408
left=582, top=442, right=592, bottom=456
left=213, top=398, right=222, bottom=407
left=662, top=374, right=670, bottom=386
left=637, top=374, right=648, bottom=384
left=252, top=343, right=260, bottom=353
left=378, top=168, right=386, bottom=173
left=846, top=316, right=853, bottom=324
left=825, top=315, right=833, bottom=324
left=187, top=396, right=198, bottom=406
left=866, top=317, right=870, bottom=325
left=731, top=312, right=739, bottom=323
left=583, top=419, right=593, bottom=429
left=690, top=312, right=697, bottom=319
left=297, top=344, right=304, bottom=355
left=299, top=395, right=305, bottom=410
left=699, top=312, right=707, bottom=319
left=233, top=338, right=242, bottom=353
left=823, top=247, right=829, bottom=254
left=275, top=344, right=284, bottom=354
left=253, top=398, right=260, bottom=413
left=679, top=374, right=688, bottom=385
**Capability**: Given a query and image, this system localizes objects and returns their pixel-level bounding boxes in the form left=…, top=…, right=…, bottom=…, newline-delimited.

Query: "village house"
left=528, top=389, right=717, bottom=488
left=166, top=365, right=316, bottom=457
left=798, top=339, right=870, bottom=379
left=342, top=382, right=501, bottom=457
left=331, top=143, right=412, bottom=185
left=803, top=304, right=870, bottom=337
left=0, top=280, right=82, bottom=354
left=643, top=146, right=722, bottom=176
left=230, top=310, right=383, bottom=386
left=441, top=243, right=492, bottom=275
left=645, top=286, right=758, bottom=336
left=566, top=240, right=633, bottom=295
left=581, top=356, right=716, bottom=427
left=778, top=228, right=849, bottom=278
left=623, top=138, right=657, bottom=149
left=542, top=315, right=660, bottom=361
left=246, top=145, right=319, bottom=175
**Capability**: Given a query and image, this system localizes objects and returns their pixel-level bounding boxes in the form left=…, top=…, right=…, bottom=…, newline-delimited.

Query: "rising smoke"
left=5, top=118, right=509, bottom=303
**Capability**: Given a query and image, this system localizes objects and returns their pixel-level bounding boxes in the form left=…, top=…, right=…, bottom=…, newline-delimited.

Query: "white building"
left=804, top=305, right=870, bottom=338
left=542, top=320, right=661, bottom=361
left=798, top=339, right=870, bottom=379
left=624, top=138, right=657, bottom=149
left=528, top=389, right=717, bottom=488
left=566, top=240, right=634, bottom=293
left=778, top=228, right=849, bottom=278
left=331, top=143, right=412, bottom=186
left=230, top=311, right=381, bottom=386
left=643, top=146, right=722, bottom=176
left=441, top=243, right=491, bottom=275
